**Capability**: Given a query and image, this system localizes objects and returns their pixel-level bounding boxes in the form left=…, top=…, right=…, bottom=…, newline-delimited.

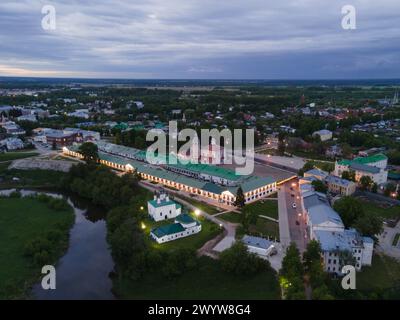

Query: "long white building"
left=334, top=153, right=388, bottom=185
left=300, top=188, right=373, bottom=275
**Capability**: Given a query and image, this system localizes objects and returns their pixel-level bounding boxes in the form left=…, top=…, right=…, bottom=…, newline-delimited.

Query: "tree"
left=234, top=186, right=245, bottom=208
left=220, top=242, right=270, bottom=276
left=298, top=161, right=315, bottom=177
left=384, top=183, right=396, bottom=197
left=311, top=180, right=328, bottom=194
left=341, top=170, right=355, bottom=182
left=277, top=132, right=286, bottom=156
left=108, top=218, right=147, bottom=280
left=359, top=175, right=373, bottom=191
left=303, top=240, right=322, bottom=272
left=354, top=214, right=383, bottom=238
left=333, top=196, right=365, bottom=227
left=78, top=142, right=99, bottom=163
left=371, top=183, right=378, bottom=193
left=280, top=243, right=305, bottom=300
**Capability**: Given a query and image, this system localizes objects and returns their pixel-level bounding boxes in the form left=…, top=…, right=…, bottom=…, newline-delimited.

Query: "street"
left=278, top=178, right=309, bottom=253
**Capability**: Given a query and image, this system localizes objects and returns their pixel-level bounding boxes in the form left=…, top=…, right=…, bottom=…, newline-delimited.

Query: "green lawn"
left=113, top=256, right=281, bottom=300
left=359, top=200, right=400, bottom=220
left=175, top=195, right=221, bottom=215
left=0, top=152, right=39, bottom=162
left=219, top=211, right=242, bottom=223
left=242, top=199, right=278, bottom=220
left=143, top=212, right=222, bottom=251
left=0, top=169, right=66, bottom=189
left=248, top=217, right=279, bottom=240
left=0, top=197, right=74, bottom=299
left=356, top=254, right=400, bottom=291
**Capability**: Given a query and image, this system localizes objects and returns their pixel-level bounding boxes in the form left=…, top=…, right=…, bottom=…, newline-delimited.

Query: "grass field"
left=242, top=199, right=279, bottom=220
left=113, top=256, right=281, bottom=300
left=359, top=200, right=400, bottom=220
left=248, top=217, right=279, bottom=240
left=143, top=212, right=222, bottom=252
left=0, top=152, right=39, bottom=162
left=175, top=195, right=221, bottom=215
left=0, top=196, right=74, bottom=299
left=356, top=254, right=400, bottom=291
left=218, top=211, right=242, bottom=223
left=0, top=169, right=66, bottom=189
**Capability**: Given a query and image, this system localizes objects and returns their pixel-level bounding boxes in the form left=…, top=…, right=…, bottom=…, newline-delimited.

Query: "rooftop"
left=242, top=235, right=274, bottom=250
left=151, top=223, right=186, bottom=238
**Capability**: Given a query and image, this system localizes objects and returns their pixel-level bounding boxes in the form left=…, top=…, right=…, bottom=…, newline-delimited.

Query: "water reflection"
left=0, top=189, right=115, bottom=300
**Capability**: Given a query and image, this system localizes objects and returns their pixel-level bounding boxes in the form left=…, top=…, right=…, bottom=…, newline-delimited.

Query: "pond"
left=0, top=189, right=115, bottom=300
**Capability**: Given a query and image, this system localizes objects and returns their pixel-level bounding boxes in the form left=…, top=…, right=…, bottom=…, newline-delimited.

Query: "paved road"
left=278, top=179, right=309, bottom=253
left=139, top=181, right=237, bottom=254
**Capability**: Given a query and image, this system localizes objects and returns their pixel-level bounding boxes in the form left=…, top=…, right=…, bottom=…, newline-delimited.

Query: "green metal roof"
left=175, top=213, right=197, bottom=224
left=148, top=198, right=180, bottom=208
left=151, top=223, right=186, bottom=238
left=338, top=153, right=387, bottom=166
left=167, top=161, right=241, bottom=181
left=240, top=176, right=276, bottom=193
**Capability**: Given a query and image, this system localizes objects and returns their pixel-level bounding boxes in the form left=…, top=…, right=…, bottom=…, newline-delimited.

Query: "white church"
left=147, top=192, right=182, bottom=222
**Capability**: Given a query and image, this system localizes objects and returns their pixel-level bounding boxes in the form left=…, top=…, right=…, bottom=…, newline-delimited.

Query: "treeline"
left=61, top=163, right=139, bottom=208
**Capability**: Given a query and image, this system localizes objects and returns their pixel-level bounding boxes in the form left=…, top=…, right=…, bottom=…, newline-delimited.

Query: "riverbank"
left=0, top=194, right=74, bottom=299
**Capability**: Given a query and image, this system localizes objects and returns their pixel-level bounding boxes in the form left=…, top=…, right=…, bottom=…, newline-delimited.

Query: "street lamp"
left=194, top=209, right=201, bottom=216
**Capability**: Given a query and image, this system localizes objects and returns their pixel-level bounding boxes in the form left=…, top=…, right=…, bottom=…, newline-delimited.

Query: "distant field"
left=0, top=152, right=39, bottom=162
left=0, top=197, right=74, bottom=299
left=114, top=256, right=280, bottom=300
left=0, top=168, right=66, bottom=189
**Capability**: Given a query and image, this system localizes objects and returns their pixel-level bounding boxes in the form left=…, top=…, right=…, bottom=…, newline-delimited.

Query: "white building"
left=242, top=235, right=277, bottom=257
left=147, top=192, right=182, bottom=222
left=300, top=191, right=373, bottom=275
left=312, top=129, right=332, bottom=142
left=334, top=153, right=388, bottom=185
left=150, top=213, right=201, bottom=244
left=315, top=229, right=374, bottom=274
left=17, top=114, right=37, bottom=122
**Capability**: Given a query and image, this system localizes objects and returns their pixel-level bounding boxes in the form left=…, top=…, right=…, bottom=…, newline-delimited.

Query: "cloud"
left=0, top=0, right=399, bottom=78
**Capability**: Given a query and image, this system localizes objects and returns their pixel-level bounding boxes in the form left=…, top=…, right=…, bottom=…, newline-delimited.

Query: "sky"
left=0, top=0, right=399, bottom=79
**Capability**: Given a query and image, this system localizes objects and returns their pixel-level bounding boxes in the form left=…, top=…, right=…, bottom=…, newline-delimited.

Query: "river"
left=1, top=189, right=115, bottom=300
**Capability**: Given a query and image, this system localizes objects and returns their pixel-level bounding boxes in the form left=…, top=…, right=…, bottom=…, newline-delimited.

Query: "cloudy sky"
left=0, top=0, right=399, bottom=79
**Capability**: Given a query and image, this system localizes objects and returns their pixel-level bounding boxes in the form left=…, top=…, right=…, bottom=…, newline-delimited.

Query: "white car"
left=292, top=203, right=297, bottom=208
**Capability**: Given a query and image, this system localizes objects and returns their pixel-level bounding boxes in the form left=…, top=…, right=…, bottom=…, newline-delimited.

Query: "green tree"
left=220, top=242, right=270, bottom=276
left=78, top=142, right=99, bottom=163
left=234, top=186, right=245, bottom=208
left=359, top=175, right=373, bottom=191
left=341, top=170, right=355, bottom=182
left=354, top=214, right=383, bottom=238
left=311, top=180, right=328, bottom=194
left=333, top=196, right=364, bottom=227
